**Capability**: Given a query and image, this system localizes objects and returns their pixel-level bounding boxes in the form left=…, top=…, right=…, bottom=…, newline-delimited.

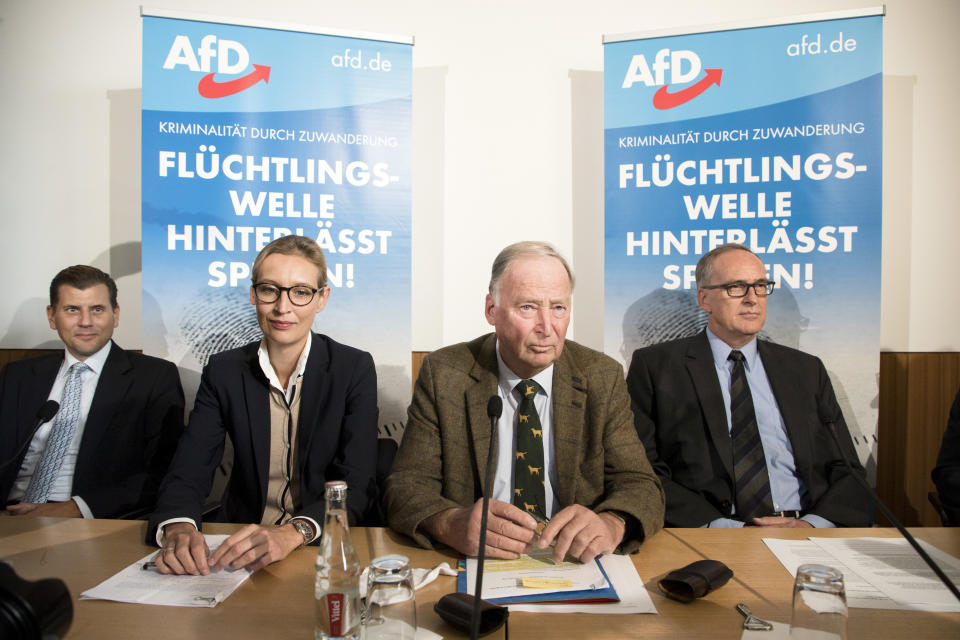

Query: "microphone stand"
left=825, top=421, right=960, bottom=602
left=470, top=396, right=503, bottom=640
left=0, top=400, right=59, bottom=471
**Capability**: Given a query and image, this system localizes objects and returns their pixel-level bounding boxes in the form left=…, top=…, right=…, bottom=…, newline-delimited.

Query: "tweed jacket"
left=384, top=333, right=664, bottom=552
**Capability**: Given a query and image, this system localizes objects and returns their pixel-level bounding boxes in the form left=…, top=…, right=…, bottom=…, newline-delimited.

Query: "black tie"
left=728, top=350, right=774, bottom=520
left=512, top=380, right=546, bottom=520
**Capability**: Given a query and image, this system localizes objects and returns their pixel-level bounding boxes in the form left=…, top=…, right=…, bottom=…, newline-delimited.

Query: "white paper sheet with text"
left=80, top=535, right=251, bottom=607
left=809, top=537, right=960, bottom=612
left=763, top=536, right=960, bottom=612
left=762, top=538, right=897, bottom=609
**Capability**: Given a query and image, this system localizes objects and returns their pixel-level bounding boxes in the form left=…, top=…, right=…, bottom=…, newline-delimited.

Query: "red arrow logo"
left=652, top=68, right=722, bottom=110
left=197, top=64, right=271, bottom=99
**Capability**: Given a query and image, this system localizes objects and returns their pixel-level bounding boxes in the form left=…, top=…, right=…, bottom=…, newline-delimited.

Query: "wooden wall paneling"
left=876, top=352, right=960, bottom=527
left=877, top=352, right=907, bottom=523
left=411, top=351, right=427, bottom=393
left=0, top=349, right=60, bottom=371
left=929, top=355, right=960, bottom=522
left=905, top=354, right=938, bottom=526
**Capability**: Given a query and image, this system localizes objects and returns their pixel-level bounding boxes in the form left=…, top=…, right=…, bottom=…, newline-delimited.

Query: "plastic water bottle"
left=315, top=481, right=361, bottom=640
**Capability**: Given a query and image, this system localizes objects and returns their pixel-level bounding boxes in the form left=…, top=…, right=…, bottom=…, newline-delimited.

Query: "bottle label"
left=323, top=593, right=345, bottom=636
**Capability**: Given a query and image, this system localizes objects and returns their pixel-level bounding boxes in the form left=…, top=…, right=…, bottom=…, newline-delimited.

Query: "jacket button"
left=720, top=500, right=732, bottom=513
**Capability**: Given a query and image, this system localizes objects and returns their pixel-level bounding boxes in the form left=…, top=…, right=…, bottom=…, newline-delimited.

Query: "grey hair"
left=488, top=241, right=575, bottom=301
left=695, top=243, right=759, bottom=288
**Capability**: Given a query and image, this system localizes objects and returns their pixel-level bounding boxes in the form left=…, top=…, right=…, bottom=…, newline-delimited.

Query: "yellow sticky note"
left=521, top=577, right=573, bottom=589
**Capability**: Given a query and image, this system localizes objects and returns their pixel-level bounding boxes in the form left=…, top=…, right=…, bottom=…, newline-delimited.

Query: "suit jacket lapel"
left=466, top=335, right=500, bottom=494
left=552, top=349, right=588, bottom=508
left=240, top=344, right=271, bottom=496
left=685, top=332, right=735, bottom=481
left=759, top=341, right=811, bottom=478
left=77, top=343, right=132, bottom=475
left=23, top=354, right=63, bottom=444
left=297, top=334, right=329, bottom=468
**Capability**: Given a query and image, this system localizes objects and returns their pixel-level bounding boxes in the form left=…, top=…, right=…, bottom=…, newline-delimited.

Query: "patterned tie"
left=512, top=379, right=546, bottom=520
left=728, top=350, right=774, bottom=520
left=23, top=362, right=89, bottom=503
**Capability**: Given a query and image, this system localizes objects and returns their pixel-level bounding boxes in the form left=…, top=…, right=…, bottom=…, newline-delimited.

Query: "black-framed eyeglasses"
left=701, top=280, right=775, bottom=298
left=252, top=282, right=322, bottom=306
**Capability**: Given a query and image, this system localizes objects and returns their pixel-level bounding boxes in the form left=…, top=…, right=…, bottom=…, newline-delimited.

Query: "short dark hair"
left=251, top=235, right=327, bottom=288
left=695, top=243, right=759, bottom=288
left=49, top=265, right=118, bottom=309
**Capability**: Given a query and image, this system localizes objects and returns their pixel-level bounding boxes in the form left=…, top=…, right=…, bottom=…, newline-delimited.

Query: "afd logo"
left=620, top=48, right=722, bottom=110
left=163, top=35, right=271, bottom=99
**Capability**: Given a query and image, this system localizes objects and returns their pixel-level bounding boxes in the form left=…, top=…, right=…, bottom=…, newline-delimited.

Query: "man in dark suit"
left=150, top=235, right=378, bottom=575
left=626, top=243, right=868, bottom=528
left=385, top=242, right=664, bottom=563
left=0, top=265, right=184, bottom=519
left=932, top=386, right=960, bottom=526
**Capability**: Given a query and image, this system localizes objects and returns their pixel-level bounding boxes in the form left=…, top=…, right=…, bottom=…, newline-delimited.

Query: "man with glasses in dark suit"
left=627, top=243, right=868, bottom=529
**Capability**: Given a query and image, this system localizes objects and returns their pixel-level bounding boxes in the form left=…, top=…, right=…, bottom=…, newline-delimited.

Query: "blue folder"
left=456, top=557, right=620, bottom=604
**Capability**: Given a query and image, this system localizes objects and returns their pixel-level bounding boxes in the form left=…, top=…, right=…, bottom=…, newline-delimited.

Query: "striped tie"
left=512, top=380, right=546, bottom=520
left=728, top=350, right=773, bottom=520
left=23, top=362, right=88, bottom=503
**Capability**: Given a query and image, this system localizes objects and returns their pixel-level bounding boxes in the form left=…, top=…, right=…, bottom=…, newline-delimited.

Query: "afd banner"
left=142, top=12, right=413, bottom=428
left=603, top=9, right=882, bottom=465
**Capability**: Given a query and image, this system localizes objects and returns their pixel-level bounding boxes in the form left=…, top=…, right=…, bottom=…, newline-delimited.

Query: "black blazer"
left=0, top=343, right=185, bottom=517
left=932, top=386, right=960, bottom=525
left=626, top=331, right=868, bottom=527
left=147, top=333, right=378, bottom=542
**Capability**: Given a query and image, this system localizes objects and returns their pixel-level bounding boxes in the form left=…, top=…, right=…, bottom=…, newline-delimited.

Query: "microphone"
left=36, top=400, right=60, bottom=425
left=434, top=397, right=508, bottom=638
left=0, top=401, right=59, bottom=471
left=469, top=395, right=503, bottom=640
left=823, top=419, right=960, bottom=602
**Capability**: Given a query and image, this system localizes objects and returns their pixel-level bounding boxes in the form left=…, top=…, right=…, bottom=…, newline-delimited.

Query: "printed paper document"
left=80, top=535, right=251, bottom=607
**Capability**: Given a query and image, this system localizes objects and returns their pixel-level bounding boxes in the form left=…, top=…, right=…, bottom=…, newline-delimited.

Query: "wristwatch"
left=289, top=518, right=316, bottom=548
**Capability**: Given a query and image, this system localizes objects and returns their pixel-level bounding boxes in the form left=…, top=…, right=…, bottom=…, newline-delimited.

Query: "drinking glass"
left=363, top=554, right=417, bottom=640
left=789, top=564, right=847, bottom=640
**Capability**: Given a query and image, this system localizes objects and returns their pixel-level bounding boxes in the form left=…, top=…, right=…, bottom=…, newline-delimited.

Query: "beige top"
left=257, top=334, right=312, bottom=531
left=261, top=382, right=303, bottom=525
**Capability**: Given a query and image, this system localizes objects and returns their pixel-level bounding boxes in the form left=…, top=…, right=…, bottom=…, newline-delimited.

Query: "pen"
left=532, top=514, right=550, bottom=538
left=141, top=562, right=158, bottom=571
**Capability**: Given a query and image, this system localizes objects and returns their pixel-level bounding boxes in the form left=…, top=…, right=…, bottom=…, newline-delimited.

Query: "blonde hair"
left=251, top=235, right=327, bottom=288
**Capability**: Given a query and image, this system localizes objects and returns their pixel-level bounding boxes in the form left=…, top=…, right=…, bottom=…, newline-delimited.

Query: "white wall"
left=1, top=0, right=956, bottom=353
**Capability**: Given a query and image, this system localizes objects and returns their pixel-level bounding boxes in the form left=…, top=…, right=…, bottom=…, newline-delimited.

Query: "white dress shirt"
left=491, top=341, right=560, bottom=518
left=9, top=341, right=112, bottom=518
left=704, top=328, right=833, bottom=528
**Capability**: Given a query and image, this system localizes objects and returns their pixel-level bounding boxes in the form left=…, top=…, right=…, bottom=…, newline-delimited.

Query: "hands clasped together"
left=750, top=516, right=813, bottom=528
left=426, top=499, right=625, bottom=564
